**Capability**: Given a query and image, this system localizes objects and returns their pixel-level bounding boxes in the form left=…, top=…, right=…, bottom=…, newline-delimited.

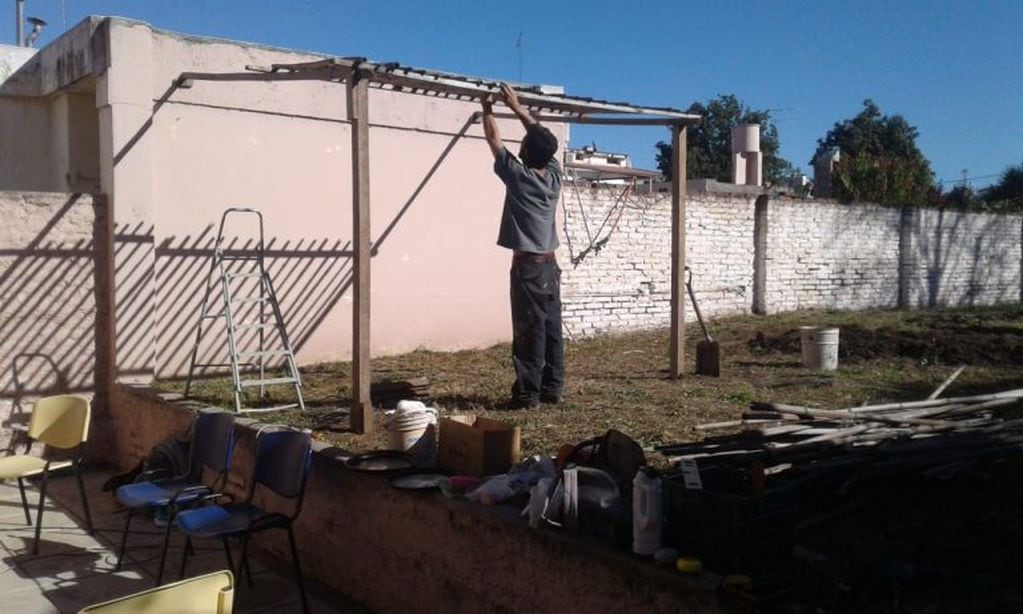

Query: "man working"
left=481, top=83, right=564, bottom=410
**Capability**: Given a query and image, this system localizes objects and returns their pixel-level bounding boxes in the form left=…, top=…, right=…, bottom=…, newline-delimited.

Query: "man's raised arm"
left=500, top=83, right=537, bottom=130
left=481, top=94, right=504, bottom=158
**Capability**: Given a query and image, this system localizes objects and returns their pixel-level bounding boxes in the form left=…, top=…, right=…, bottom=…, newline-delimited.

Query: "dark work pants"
left=510, top=259, right=564, bottom=404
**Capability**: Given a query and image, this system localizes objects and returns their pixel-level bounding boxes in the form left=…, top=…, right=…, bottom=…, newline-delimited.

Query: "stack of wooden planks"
left=659, top=372, right=1023, bottom=483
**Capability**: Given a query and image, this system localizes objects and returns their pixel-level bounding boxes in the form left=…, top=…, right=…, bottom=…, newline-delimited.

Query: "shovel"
left=685, top=267, right=721, bottom=376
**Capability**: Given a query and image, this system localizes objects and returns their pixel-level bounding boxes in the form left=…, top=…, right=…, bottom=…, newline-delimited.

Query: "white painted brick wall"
left=561, top=189, right=1021, bottom=336
left=766, top=200, right=902, bottom=312
left=904, top=208, right=1021, bottom=307
left=557, top=187, right=755, bottom=336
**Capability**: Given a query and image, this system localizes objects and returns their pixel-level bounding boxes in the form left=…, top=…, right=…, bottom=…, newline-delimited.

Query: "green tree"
left=655, top=94, right=795, bottom=184
left=983, top=163, right=1023, bottom=204
left=816, top=99, right=935, bottom=205
left=942, top=184, right=982, bottom=209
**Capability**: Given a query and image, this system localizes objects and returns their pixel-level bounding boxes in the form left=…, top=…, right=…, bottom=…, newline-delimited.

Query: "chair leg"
left=155, top=509, right=175, bottom=586
left=239, top=534, right=254, bottom=588
left=16, top=478, right=31, bottom=526
left=115, top=507, right=133, bottom=571
left=75, top=462, right=93, bottom=534
left=179, top=536, right=192, bottom=580
left=221, top=537, right=234, bottom=574
left=287, top=525, right=309, bottom=614
left=32, top=467, right=50, bottom=555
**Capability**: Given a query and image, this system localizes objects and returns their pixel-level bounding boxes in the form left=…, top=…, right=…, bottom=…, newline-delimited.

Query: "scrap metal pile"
left=659, top=372, right=1023, bottom=485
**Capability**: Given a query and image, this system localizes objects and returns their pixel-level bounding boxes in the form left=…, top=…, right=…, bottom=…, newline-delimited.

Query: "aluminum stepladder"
left=184, top=208, right=306, bottom=413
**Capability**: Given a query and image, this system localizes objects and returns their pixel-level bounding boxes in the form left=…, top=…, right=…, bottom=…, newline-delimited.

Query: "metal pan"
left=345, top=450, right=417, bottom=474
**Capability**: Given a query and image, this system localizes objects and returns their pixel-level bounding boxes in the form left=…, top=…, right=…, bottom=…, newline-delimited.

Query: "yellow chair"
left=78, top=570, right=234, bottom=614
left=0, top=394, right=92, bottom=554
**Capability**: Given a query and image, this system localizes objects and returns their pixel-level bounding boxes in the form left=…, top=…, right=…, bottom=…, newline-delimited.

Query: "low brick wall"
left=98, top=383, right=720, bottom=613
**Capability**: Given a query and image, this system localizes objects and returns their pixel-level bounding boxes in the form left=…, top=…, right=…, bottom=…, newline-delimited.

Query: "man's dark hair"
left=520, top=124, right=558, bottom=169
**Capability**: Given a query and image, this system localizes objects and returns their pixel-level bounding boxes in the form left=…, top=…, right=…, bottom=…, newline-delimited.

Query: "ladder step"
left=237, top=350, right=290, bottom=359
left=220, top=255, right=260, bottom=262
left=236, top=323, right=276, bottom=330
left=226, top=272, right=263, bottom=279
left=232, top=297, right=270, bottom=304
left=239, top=377, right=298, bottom=387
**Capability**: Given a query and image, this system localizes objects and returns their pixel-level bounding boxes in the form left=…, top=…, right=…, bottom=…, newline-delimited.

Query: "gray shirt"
left=493, top=147, right=562, bottom=253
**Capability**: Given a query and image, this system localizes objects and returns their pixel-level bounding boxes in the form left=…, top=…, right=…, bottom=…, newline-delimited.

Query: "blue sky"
left=6, top=0, right=1021, bottom=188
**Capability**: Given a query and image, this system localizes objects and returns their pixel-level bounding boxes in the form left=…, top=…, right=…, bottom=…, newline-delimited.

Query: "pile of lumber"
left=659, top=374, right=1023, bottom=483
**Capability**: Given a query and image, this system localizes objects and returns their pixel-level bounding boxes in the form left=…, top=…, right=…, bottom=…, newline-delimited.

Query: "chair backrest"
left=252, top=430, right=312, bottom=502
left=191, top=411, right=236, bottom=478
left=29, top=395, right=91, bottom=449
left=78, top=569, right=234, bottom=614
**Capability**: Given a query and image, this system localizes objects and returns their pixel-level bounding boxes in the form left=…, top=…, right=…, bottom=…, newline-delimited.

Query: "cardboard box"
left=438, top=415, right=521, bottom=476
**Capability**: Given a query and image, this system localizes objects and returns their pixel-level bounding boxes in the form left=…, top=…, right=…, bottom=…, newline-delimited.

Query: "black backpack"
left=101, top=431, right=192, bottom=492
left=564, top=429, right=647, bottom=495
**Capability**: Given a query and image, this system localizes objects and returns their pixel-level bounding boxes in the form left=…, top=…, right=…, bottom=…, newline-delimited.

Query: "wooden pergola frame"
left=177, top=58, right=701, bottom=433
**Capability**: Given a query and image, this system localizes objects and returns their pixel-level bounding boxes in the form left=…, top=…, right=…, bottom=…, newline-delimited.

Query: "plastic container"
left=383, top=400, right=438, bottom=466
left=811, top=327, right=840, bottom=371
left=633, top=468, right=662, bottom=556
left=800, top=326, right=840, bottom=371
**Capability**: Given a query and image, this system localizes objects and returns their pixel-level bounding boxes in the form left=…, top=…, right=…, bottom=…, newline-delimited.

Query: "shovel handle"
left=684, top=268, right=712, bottom=342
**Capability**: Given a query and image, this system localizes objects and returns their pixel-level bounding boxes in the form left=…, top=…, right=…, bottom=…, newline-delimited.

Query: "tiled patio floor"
left=0, top=470, right=363, bottom=613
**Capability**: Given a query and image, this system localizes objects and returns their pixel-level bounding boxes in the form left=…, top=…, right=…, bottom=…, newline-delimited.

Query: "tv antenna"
left=516, top=31, right=523, bottom=81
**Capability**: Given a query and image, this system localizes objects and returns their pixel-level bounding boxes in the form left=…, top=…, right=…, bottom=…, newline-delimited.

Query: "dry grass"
left=160, top=304, right=1023, bottom=458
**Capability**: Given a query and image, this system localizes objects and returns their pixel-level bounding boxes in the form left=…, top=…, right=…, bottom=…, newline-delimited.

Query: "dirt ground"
left=165, top=304, right=1023, bottom=612
left=169, top=304, right=1023, bottom=457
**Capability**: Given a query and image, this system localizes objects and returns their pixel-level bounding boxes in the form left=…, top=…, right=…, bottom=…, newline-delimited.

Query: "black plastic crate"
left=662, top=465, right=798, bottom=575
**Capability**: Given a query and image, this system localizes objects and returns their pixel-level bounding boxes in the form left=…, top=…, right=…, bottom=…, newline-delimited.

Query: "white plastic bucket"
left=384, top=400, right=438, bottom=466
left=799, top=326, right=817, bottom=367
left=810, top=327, right=840, bottom=371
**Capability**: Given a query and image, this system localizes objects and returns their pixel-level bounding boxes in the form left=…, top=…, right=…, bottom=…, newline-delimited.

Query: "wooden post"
left=347, top=73, right=373, bottom=433
left=669, top=124, right=687, bottom=378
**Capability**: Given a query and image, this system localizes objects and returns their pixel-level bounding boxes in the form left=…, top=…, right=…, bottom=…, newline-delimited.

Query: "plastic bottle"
left=632, top=467, right=662, bottom=556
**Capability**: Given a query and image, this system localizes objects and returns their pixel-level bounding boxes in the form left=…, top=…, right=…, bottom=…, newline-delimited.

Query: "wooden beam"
left=347, top=74, right=373, bottom=433
left=669, top=125, right=687, bottom=378
left=486, top=112, right=695, bottom=126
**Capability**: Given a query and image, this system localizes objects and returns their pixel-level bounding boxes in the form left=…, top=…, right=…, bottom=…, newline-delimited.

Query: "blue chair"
left=115, top=411, right=235, bottom=585
left=173, top=429, right=313, bottom=613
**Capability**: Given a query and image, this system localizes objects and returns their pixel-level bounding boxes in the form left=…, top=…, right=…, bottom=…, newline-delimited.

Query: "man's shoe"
left=540, top=393, right=563, bottom=405
left=509, top=397, right=541, bottom=410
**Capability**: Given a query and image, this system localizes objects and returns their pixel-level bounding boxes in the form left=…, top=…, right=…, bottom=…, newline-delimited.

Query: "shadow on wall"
left=0, top=195, right=95, bottom=399
left=908, top=208, right=1019, bottom=308
left=106, top=81, right=476, bottom=379
left=152, top=231, right=355, bottom=378
left=150, top=116, right=472, bottom=380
